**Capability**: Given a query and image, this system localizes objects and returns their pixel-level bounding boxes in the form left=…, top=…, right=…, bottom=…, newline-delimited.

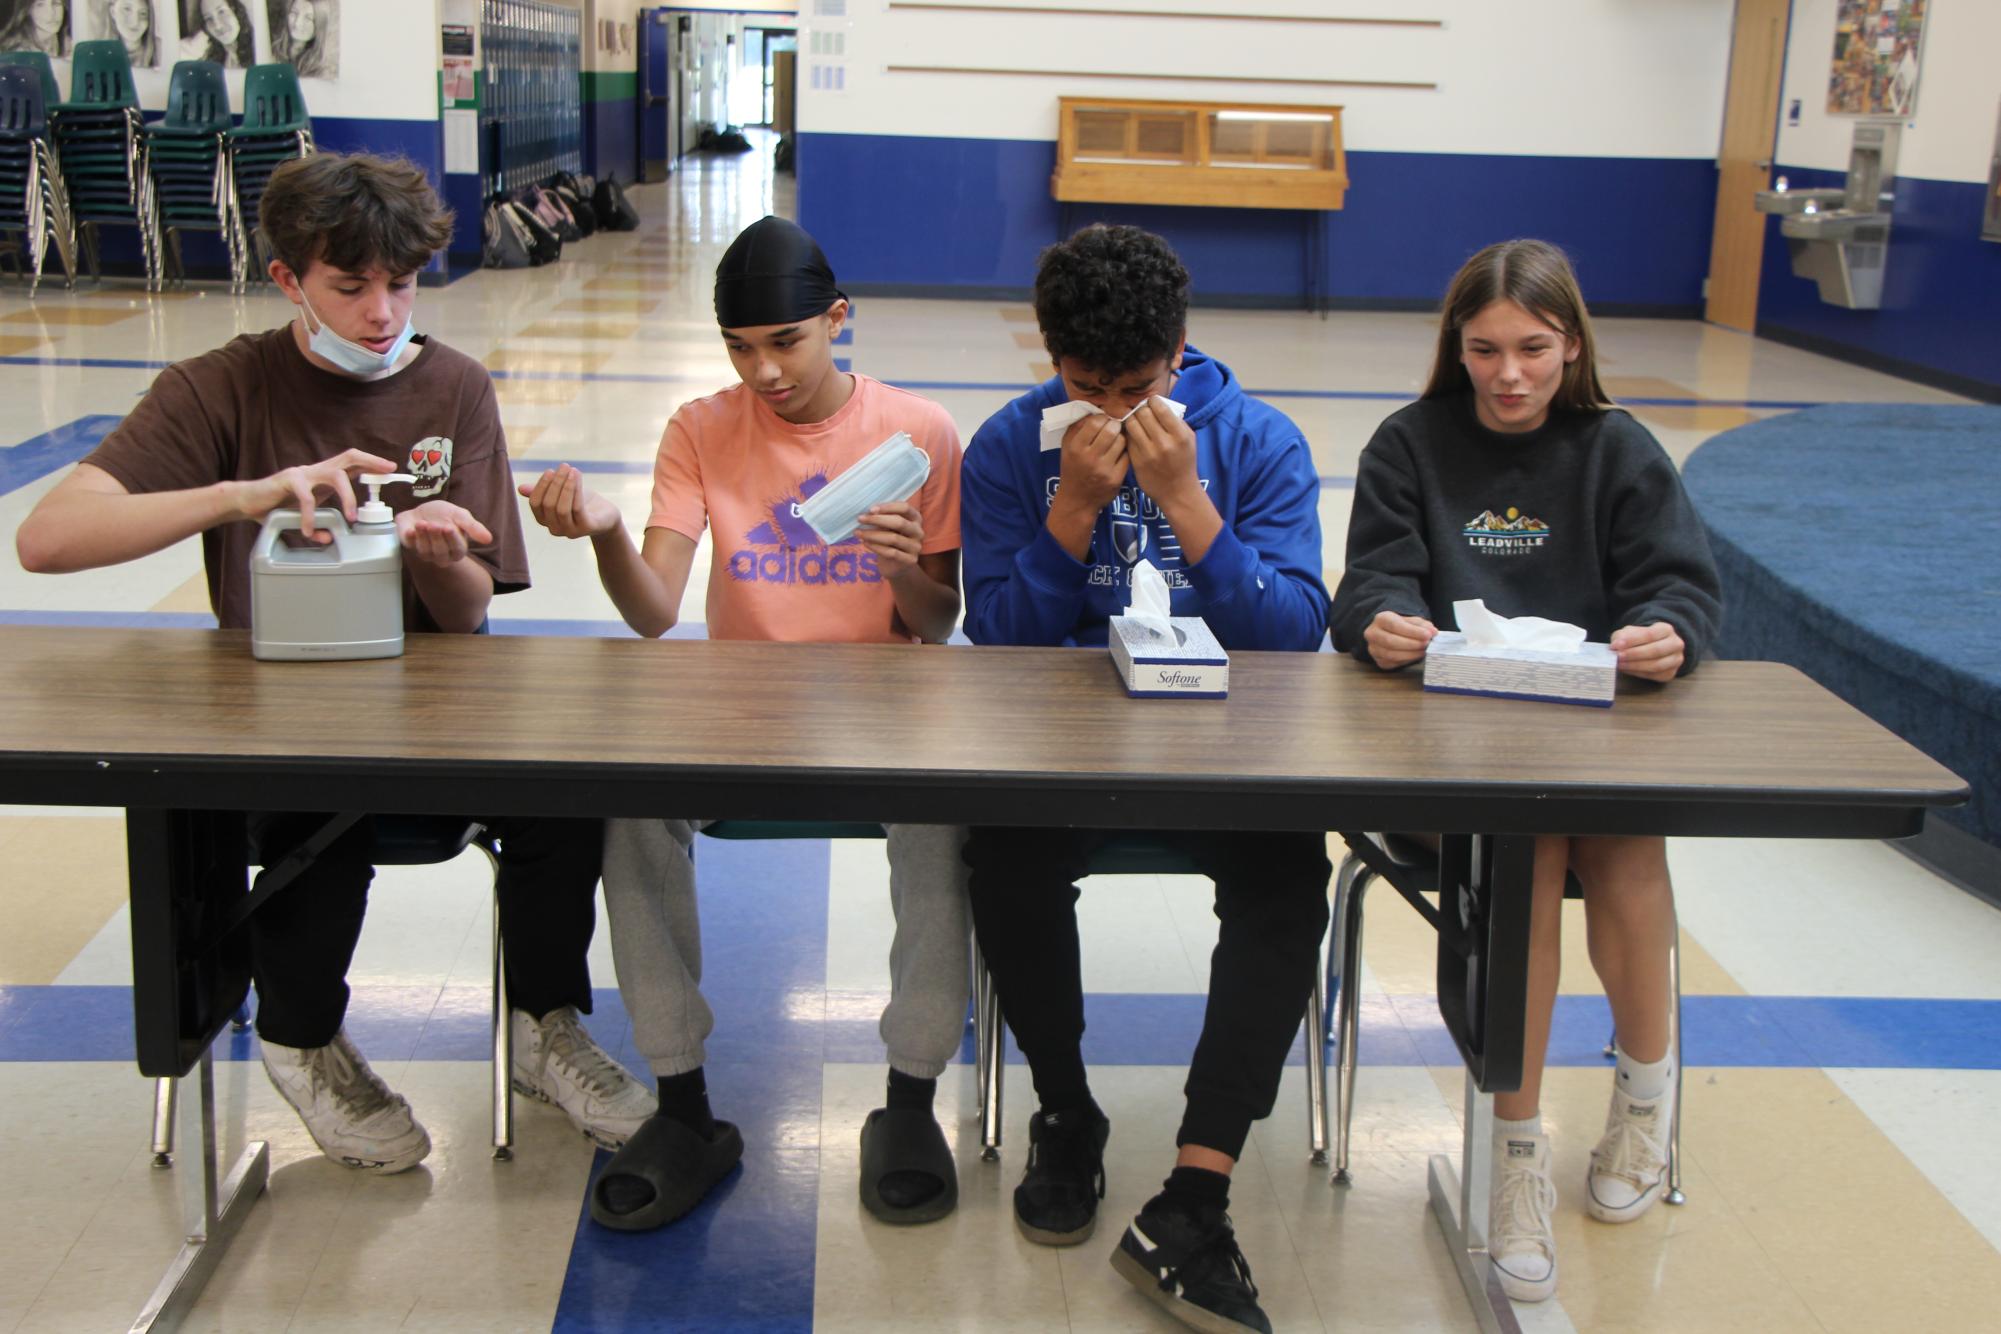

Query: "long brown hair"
left=1422, top=239, right=1610, bottom=411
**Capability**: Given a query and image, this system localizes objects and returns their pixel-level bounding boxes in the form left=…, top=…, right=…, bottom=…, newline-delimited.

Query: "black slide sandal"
left=589, top=1114, right=744, bottom=1232
left=858, top=1106, right=959, bottom=1225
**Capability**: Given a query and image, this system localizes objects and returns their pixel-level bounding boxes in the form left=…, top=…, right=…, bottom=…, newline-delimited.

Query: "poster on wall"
left=86, top=0, right=160, bottom=66
left=177, top=0, right=253, bottom=67
left=1827, top=0, right=1927, bottom=117
left=267, top=0, right=335, bottom=79
left=0, top=0, right=75, bottom=58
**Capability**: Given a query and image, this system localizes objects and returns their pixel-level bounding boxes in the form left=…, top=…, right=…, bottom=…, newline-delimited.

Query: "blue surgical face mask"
left=299, top=291, right=416, bottom=377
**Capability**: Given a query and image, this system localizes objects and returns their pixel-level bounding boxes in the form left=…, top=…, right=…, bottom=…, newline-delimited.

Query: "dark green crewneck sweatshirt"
left=1330, top=392, right=1722, bottom=671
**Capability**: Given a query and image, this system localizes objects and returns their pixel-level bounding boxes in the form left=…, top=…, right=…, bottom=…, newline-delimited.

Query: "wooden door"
left=1705, top=0, right=1790, bottom=330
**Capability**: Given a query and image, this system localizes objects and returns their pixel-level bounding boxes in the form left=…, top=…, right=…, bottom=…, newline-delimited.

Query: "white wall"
left=798, top=0, right=1734, bottom=158
left=1775, top=0, right=1998, bottom=183
left=45, top=0, right=443, bottom=120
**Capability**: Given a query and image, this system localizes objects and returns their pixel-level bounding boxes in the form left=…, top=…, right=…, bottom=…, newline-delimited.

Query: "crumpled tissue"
left=1038, top=394, right=1188, bottom=452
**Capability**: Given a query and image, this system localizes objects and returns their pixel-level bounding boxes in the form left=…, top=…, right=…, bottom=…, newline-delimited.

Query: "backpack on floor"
left=517, top=185, right=581, bottom=244
left=552, top=183, right=596, bottom=237
left=510, top=200, right=563, bottom=265
left=593, top=174, right=640, bottom=232
left=483, top=201, right=534, bottom=269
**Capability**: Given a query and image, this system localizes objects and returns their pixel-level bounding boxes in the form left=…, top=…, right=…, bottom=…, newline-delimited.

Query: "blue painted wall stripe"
left=1758, top=167, right=2001, bottom=399
left=799, top=134, right=1718, bottom=308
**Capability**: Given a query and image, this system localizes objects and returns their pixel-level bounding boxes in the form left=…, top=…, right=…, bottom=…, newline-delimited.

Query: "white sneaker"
left=510, top=1007, right=657, bottom=1148
left=261, top=1028, right=431, bottom=1174
left=1489, top=1132, right=1558, bottom=1303
left=1588, top=1081, right=1672, bottom=1223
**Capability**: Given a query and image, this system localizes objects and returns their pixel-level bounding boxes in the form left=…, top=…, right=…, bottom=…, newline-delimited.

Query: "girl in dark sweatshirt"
left=1331, top=238, right=1721, bottom=1305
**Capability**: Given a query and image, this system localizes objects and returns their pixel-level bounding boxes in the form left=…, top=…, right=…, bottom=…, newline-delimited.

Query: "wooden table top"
left=0, top=626, right=1967, bottom=835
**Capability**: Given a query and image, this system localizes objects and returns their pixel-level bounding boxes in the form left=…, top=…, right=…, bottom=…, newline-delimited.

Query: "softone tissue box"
left=1422, top=631, right=1618, bottom=708
left=1109, top=617, right=1229, bottom=698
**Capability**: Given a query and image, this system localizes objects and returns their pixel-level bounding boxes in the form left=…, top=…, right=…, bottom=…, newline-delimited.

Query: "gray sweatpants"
left=601, top=818, right=971, bottom=1080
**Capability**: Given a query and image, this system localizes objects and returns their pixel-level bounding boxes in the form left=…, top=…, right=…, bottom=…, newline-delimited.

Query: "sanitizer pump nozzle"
left=355, top=473, right=416, bottom=526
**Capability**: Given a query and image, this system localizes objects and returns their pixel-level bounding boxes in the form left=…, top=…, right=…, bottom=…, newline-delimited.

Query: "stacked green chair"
left=48, top=40, right=160, bottom=289
left=228, top=64, right=314, bottom=276
left=0, top=49, right=63, bottom=110
left=0, top=63, right=76, bottom=294
left=144, top=61, right=247, bottom=291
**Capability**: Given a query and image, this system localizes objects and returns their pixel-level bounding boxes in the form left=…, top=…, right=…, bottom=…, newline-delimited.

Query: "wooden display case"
left=1053, top=97, right=1348, bottom=211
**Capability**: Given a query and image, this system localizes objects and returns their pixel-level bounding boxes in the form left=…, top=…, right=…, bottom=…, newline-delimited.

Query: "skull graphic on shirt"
left=407, top=436, right=453, bottom=498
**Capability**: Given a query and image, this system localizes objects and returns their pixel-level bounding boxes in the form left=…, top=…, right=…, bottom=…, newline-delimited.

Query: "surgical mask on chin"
left=299, top=292, right=416, bottom=377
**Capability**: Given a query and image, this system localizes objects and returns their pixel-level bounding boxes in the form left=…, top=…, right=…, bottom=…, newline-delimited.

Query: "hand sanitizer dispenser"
left=250, top=473, right=414, bottom=660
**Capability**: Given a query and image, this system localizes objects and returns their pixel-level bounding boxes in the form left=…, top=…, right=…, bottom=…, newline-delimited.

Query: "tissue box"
left=1109, top=617, right=1229, bottom=698
left=1422, top=631, right=1617, bottom=708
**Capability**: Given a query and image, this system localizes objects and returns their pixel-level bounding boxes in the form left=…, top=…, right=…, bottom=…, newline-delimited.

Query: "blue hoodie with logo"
left=961, top=348, right=1328, bottom=650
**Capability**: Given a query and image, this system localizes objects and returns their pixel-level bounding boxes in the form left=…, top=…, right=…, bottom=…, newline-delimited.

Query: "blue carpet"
left=1683, top=404, right=1999, bottom=849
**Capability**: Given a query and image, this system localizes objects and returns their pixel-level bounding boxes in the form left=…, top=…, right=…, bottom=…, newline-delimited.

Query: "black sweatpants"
left=246, top=812, right=603, bottom=1049
left=964, top=827, right=1331, bottom=1160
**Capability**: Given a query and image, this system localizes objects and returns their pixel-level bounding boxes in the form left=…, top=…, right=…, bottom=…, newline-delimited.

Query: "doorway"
left=730, top=27, right=796, bottom=128
left=1704, top=0, right=1791, bottom=331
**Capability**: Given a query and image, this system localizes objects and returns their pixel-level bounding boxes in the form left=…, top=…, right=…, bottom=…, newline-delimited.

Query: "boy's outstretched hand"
left=857, top=501, right=925, bottom=577
left=395, top=501, right=493, bottom=567
left=1365, top=609, right=1437, bottom=669
left=1611, top=622, right=1684, bottom=681
left=520, top=463, right=622, bottom=539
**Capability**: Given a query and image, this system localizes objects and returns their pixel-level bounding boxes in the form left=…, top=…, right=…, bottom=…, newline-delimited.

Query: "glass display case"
left=1053, top=98, right=1347, bottom=211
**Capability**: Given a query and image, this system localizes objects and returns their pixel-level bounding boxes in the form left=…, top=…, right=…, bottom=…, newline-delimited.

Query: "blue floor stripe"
left=553, top=836, right=830, bottom=1334
left=0, top=415, right=123, bottom=493
left=0, top=608, right=218, bottom=629
left=0, top=355, right=174, bottom=371
left=8, top=983, right=2000, bottom=1072
left=0, top=357, right=1823, bottom=412
left=514, top=458, right=657, bottom=475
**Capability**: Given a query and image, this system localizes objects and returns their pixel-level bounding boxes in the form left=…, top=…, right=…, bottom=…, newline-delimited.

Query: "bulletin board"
left=1826, top=0, right=1927, bottom=117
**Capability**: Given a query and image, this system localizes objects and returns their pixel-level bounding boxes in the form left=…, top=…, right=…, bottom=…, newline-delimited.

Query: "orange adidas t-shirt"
left=649, top=374, right=963, bottom=643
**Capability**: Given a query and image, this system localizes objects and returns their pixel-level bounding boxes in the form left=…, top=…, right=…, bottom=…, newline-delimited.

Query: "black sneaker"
left=1111, top=1201, right=1272, bottom=1334
left=1013, top=1104, right=1110, bottom=1245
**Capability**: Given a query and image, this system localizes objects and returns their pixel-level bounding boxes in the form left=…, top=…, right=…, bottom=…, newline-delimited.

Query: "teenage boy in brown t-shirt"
left=15, top=152, right=655, bottom=1174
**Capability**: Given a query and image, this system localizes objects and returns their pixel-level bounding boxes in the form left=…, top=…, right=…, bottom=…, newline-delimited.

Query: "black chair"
left=1327, top=833, right=1684, bottom=1203
left=149, top=817, right=517, bottom=1167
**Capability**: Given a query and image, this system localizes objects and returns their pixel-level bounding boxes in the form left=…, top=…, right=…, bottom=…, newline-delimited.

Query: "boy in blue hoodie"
left=959, top=225, right=1331, bottom=1334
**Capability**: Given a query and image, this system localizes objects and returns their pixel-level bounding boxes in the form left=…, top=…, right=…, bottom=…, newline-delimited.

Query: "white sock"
left=1494, top=1113, right=1543, bottom=1143
left=1615, top=1048, right=1672, bottom=1101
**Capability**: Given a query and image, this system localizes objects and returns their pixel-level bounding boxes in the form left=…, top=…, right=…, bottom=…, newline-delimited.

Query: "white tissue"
left=796, top=431, right=932, bottom=546
left=1117, top=558, right=1177, bottom=643
left=1453, top=599, right=1587, bottom=653
left=1038, top=395, right=1188, bottom=452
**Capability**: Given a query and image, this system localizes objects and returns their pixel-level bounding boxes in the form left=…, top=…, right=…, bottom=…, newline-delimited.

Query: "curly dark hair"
left=1033, top=224, right=1189, bottom=376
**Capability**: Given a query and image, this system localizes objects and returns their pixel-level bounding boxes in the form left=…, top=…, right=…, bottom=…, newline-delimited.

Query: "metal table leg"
left=1426, top=1071, right=1521, bottom=1334
left=1425, top=831, right=1535, bottom=1332
left=130, top=1046, right=270, bottom=1334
